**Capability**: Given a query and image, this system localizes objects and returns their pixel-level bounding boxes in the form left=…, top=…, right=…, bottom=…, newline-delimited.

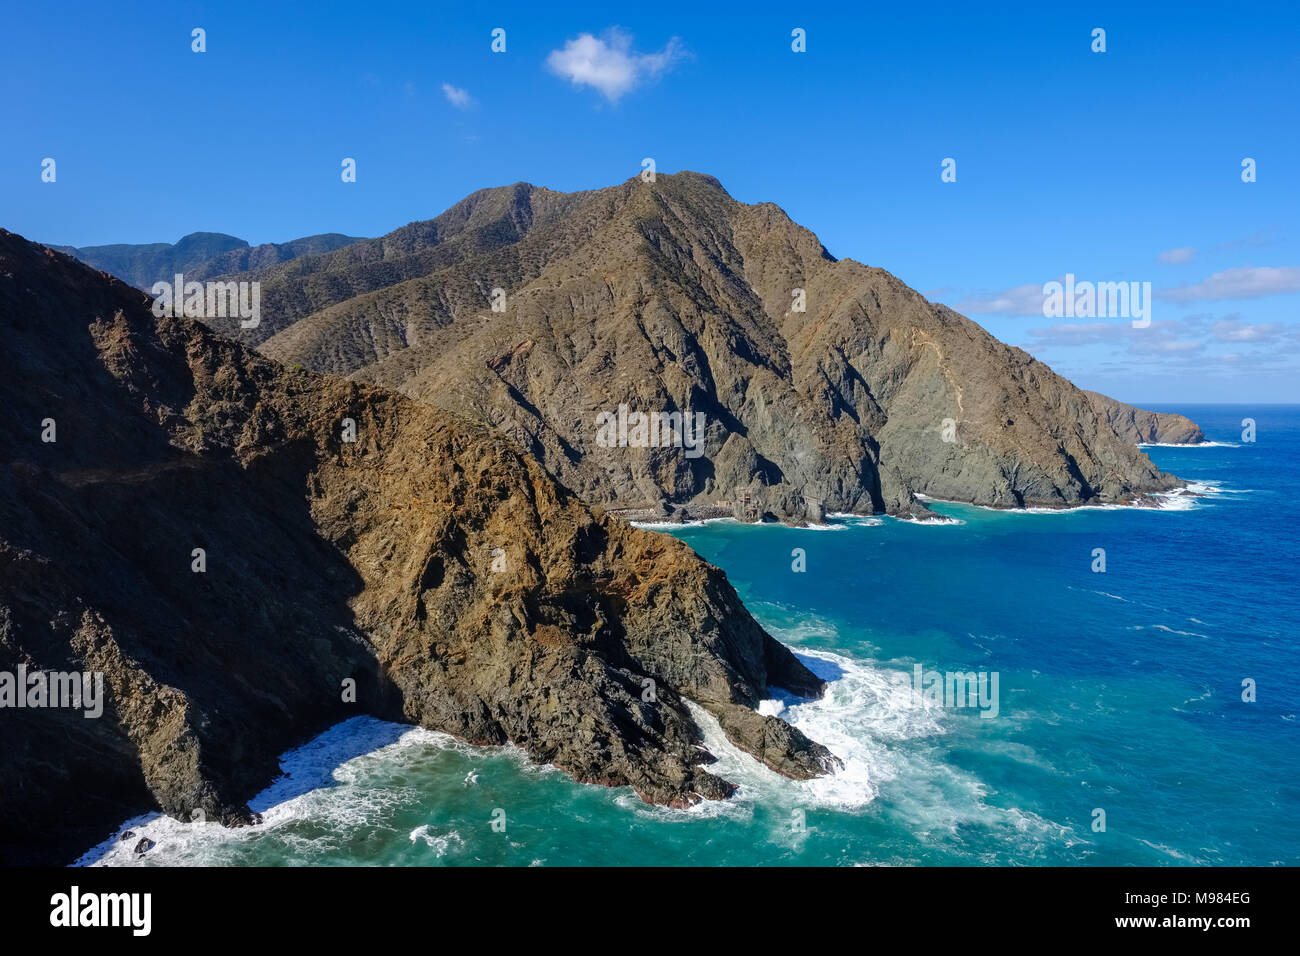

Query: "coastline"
left=63, top=426, right=1296, bottom=867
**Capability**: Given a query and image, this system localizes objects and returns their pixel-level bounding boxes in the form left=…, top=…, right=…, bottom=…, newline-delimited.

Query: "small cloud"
left=1026, top=318, right=1203, bottom=358
left=952, top=283, right=1046, bottom=316
left=1210, top=317, right=1281, bottom=342
left=1025, top=321, right=1130, bottom=347
left=1158, top=246, right=1197, bottom=264
left=1130, top=337, right=1204, bottom=355
left=442, top=83, right=473, bottom=109
left=1159, top=266, right=1300, bottom=302
left=546, top=28, right=684, bottom=102
left=1212, top=228, right=1281, bottom=253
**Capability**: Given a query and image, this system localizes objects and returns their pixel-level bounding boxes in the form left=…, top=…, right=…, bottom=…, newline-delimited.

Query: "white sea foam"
left=736, top=630, right=1085, bottom=856
left=1137, top=838, right=1207, bottom=864
left=76, top=716, right=540, bottom=866
left=409, top=825, right=464, bottom=856
left=916, top=479, right=1231, bottom=516
left=630, top=517, right=737, bottom=530
left=1177, top=687, right=1214, bottom=708
left=1138, top=441, right=1237, bottom=448
left=664, top=646, right=949, bottom=814
left=896, top=514, right=965, bottom=525
left=827, top=513, right=885, bottom=527
left=1131, top=623, right=1211, bottom=640
left=633, top=517, right=849, bottom=531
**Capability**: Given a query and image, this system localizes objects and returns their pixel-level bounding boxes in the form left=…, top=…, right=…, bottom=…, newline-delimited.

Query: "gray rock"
left=1084, top=390, right=1206, bottom=445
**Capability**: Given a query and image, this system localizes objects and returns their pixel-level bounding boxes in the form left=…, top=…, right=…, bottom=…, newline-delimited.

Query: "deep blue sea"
left=80, top=404, right=1299, bottom=866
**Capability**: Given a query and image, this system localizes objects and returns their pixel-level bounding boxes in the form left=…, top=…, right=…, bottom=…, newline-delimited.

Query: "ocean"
left=79, top=404, right=1300, bottom=867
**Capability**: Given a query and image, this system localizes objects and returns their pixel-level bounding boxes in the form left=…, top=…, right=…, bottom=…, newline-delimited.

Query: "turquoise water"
left=80, top=405, right=1300, bottom=866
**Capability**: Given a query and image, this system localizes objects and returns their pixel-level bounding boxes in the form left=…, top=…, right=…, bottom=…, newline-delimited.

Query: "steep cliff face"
left=1083, top=391, right=1206, bottom=445
left=202, top=173, right=1186, bottom=521
left=0, top=230, right=834, bottom=865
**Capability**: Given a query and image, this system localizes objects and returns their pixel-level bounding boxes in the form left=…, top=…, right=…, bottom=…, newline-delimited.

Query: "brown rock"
left=0, top=229, right=834, bottom=865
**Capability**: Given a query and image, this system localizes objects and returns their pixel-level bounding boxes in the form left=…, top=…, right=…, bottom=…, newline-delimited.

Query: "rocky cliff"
left=1083, top=391, right=1205, bottom=445
left=200, top=173, right=1188, bottom=521
left=0, top=230, right=835, bottom=865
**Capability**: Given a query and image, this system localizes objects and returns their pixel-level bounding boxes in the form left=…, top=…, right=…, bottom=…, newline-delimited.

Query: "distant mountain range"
left=50, top=231, right=365, bottom=290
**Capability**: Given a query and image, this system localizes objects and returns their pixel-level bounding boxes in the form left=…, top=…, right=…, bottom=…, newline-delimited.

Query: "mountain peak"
left=174, top=231, right=248, bottom=248
left=154, top=174, right=1190, bottom=523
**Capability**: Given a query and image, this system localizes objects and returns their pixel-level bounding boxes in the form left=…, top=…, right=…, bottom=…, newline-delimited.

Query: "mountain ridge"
left=1083, top=390, right=1206, bottom=445
left=50, top=230, right=366, bottom=291
left=192, top=172, right=1195, bottom=522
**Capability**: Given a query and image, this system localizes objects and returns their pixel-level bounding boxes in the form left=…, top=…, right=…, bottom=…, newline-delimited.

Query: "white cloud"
left=546, top=28, right=684, bottom=102
left=441, top=83, right=473, bottom=109
left=1131, top=338, right=1204, bottom=354
left=1157, top=246, right=1197, bottom=264
left=1159, top=266, right=1300, bottom=302
left=952, top=283, right=1046, bottom=316
left=1024, top=321, right=1130, bottom=347
left=1213, top=228, right=1280, bottom=253
left=1022, top=313, right=1300, bottom=377
left=1210, top=318, right=1281, bottom=342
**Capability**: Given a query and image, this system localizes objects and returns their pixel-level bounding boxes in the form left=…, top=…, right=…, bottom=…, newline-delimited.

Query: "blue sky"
left=3, top=1, right=1297, bottom=403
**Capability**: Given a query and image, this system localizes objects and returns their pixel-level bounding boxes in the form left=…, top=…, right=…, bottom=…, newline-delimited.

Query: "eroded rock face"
left=1083, top=391, right=1206, bottom=445
left=0, top=231, right=834, bottom=864
left=198, top=172, right=1188, bottom=520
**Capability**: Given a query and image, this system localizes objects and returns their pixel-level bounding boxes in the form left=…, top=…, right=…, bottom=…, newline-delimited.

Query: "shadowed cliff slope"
left=0, top=230, right=835, bottom=865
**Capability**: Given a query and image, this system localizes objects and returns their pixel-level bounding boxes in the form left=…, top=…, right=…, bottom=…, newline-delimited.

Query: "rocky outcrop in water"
left=0, top=231, right=835, bottom=865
